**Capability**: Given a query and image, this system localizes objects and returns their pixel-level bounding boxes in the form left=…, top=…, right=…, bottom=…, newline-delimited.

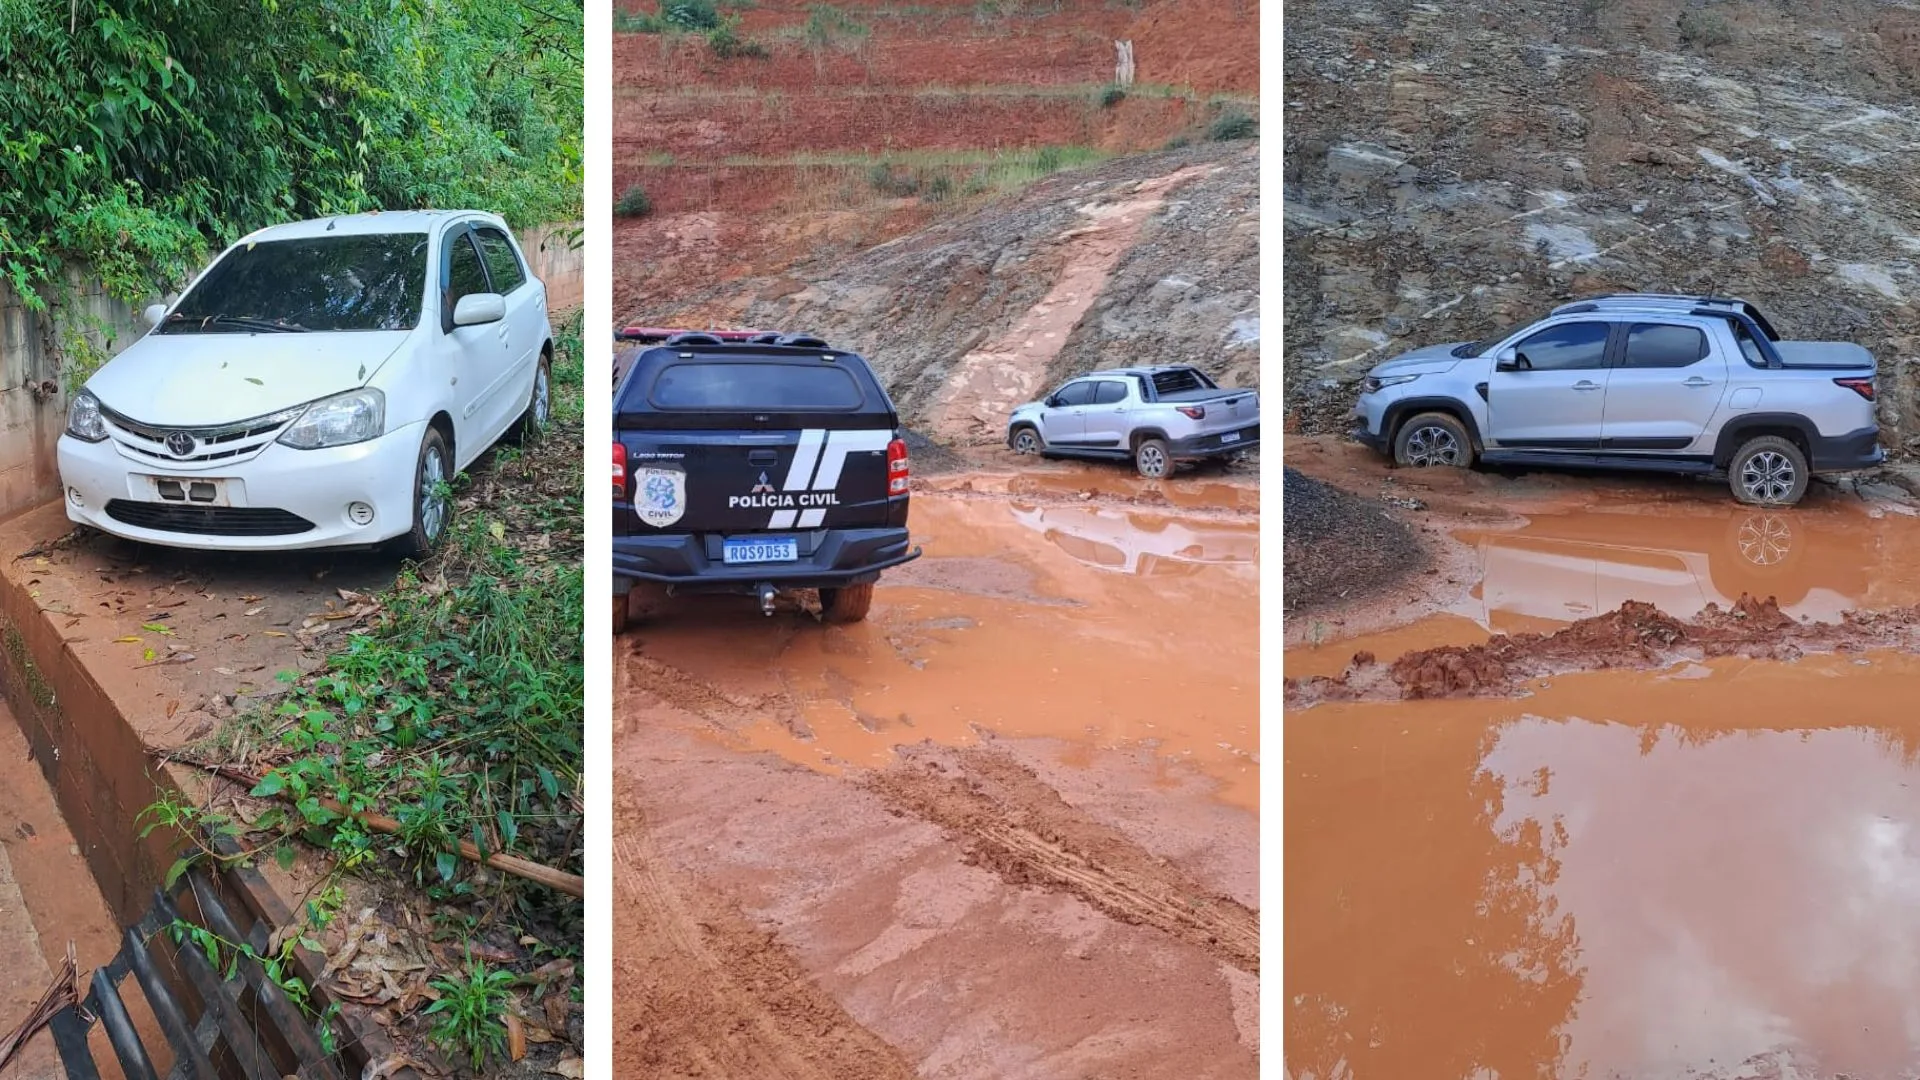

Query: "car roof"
left=1072, top=365, right=1197, bottom=379
left=238, top=210, right=503, bottom=242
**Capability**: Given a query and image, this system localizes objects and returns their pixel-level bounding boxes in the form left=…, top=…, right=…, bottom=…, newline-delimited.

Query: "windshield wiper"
left=177, top=314, right=311, bottom=334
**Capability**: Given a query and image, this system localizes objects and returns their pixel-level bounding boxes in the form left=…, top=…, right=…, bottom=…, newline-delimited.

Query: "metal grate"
left=104, top=502, right=316, bottom=537
left=51, top=867, right=346, bottom=1080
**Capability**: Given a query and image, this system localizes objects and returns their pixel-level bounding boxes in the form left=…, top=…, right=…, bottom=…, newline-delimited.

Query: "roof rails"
left=612, top=326, right=836, bottom=349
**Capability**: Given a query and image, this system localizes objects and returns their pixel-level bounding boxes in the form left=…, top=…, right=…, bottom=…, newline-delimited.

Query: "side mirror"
left=142, top=303, right=168, bottom=329
left=1045, top=395, right=1061, bottom=408
left=1494, top=347, right=1525, bottom=372
left=453, top=293, right=506, bottom=327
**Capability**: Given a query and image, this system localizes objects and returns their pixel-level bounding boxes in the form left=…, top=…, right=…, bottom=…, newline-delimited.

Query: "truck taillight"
left=613, top=443, right=627, bottom=498
left=1835, top=377, right=1877, bottom=402
left=887, top=437, right=909, bottom=495
left=1177, top=405, right=1207, bottom=420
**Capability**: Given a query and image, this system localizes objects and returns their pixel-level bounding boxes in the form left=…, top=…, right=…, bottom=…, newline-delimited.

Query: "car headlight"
left=1361, top=374, right=1420, bottom=394
left=67, top=390, right=107, bottom=442
left=277, top=389, right=386, bottom=450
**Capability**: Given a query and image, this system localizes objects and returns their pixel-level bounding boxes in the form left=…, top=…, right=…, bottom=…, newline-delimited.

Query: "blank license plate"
left=146, top=476, right=230, bottom=506
left=723, top=537, right=799, bottom=565
left=1219, top=432, right=1241, bottom=444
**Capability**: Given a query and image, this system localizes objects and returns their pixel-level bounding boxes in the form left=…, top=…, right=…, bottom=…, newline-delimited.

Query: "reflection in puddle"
left=1460, top=503, right=1920, bottom=631
left=631, top=493, right=1259, bottom=808
left=1287, top=651, right=1920, bottom=1080
left=1006, top=502, right=1258, bottom=577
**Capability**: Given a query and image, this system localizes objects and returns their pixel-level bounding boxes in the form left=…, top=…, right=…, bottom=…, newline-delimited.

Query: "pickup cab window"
left=1623, top=323, right=1709, bottom=368
left=1511, top=321, right=1610, bottom=371
left=1053, top=381, right=1098, bottom=407
left=1092, top=381, right=1129, bottom=405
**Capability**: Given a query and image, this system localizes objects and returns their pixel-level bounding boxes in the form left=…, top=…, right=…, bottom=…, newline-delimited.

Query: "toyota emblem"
left=164, top=431, right=196, bottom=458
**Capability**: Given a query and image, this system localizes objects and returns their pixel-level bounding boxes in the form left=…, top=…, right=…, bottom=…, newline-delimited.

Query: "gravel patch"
left=1283, top=466, right=1424, bottom=614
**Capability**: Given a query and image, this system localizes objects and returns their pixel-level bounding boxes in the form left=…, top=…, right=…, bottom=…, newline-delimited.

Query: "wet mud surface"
left=1286, top=440, right=1920, bottom=1079
left=617, top=466, right=1259, bottom=1078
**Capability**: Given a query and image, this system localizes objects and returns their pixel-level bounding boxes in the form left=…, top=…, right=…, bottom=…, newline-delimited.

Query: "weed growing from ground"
left=425, top=958, right=517, bottom=1070
left=616, top=183, right=654, bottom=217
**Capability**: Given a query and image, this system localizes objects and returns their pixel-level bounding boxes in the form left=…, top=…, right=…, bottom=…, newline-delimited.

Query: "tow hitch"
left=756, top=582, right=777, bottom=616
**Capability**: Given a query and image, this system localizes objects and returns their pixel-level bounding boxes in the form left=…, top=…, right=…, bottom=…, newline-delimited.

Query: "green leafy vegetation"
left=615, top=0, right=769, bottom=56
left=1208, top=108, right=1259, bottom=141
left=617, top=183, right=655, bottom=218
left=0, top=0, right=582, bottom=327
left=1098, top=84, right=1128, bottom=108
left=804, top=4, right=872, bottom=52
left=426, top=957, right=518, bottom=1070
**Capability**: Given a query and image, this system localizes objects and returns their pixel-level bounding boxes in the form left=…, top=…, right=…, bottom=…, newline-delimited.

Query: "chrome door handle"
left=1683, top=377, right=1714, bottom=388
left=1572, top=381, right=1601, bottom=392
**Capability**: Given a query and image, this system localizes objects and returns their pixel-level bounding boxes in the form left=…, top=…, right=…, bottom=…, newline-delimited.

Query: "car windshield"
left=159, top=233, right=429, bottom=334
left=1454, top=316, right=1535, bottom=358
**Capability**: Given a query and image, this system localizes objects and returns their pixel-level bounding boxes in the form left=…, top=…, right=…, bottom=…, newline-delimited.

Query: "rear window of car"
left=648, top=362, right=864, bottom=411
left=160, top=233, right=429, bottom=333
left=1150, top=368, right=1216, bottom=395
left=1623, top=323, right=1709, bottom=368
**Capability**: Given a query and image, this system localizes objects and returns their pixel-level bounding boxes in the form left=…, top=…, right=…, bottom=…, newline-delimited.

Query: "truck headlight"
left=277, top=389, right=386, bottom=450
left=67, top=390, right=107, bottom=442
left=1362, top=374, right=1420, bottom=394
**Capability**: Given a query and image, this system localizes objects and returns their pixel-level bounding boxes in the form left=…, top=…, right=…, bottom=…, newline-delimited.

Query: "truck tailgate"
left=619, top=427, right=897, bottom=535
left=1175, top=388, right=1259, bottom=436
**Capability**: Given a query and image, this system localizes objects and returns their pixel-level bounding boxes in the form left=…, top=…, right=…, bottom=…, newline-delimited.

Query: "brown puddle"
left=1286, top=649, right=1920, bottom=1080
left=627, top=490, right=1260, bottom=809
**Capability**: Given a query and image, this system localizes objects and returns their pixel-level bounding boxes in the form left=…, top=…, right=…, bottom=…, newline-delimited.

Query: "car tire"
left=1392, top=412, right=1474, bottom=469
left=1729, top=435, right=1810, bottom=507
left=1134, top=437, right=1173, bottom=479
left=393, top=426, right=453, bottom=559
left=1010, top=425, right=1044, bottom=456
left=514, top=353, right=553, bottom=442
left=819, top=582, right=874, bottom=624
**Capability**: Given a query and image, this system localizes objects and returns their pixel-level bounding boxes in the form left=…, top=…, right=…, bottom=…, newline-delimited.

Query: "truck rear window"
left=649, top=362, right=864, bottom=411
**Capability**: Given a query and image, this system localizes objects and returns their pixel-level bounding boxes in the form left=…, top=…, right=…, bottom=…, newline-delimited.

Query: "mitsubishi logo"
left=165, top=432, right=197, bottom=458
left=750, top=471, right=775, bottom=494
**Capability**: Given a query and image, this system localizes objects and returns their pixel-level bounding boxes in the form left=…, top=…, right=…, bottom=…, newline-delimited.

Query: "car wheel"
left=1010, top=425, right=1043, bottom=456
left=1729, top=435, right=1809, bottom=507
left=394, top=427, right=453, bottom=559
left=1393, top=412, right=1474, bottom=468
left=514, top=353, right=553, bottom=441
left=1134, top=437, right=1173, bottom=479
left=819, top=582, right=874, bottom=624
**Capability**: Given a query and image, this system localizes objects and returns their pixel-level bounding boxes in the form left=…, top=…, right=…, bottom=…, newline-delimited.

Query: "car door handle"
left=747, top=450, right=779, bottom=466
left=1572, top=381, right=1601, bottom=392
left=1683, top=376, right=1715, bottom=388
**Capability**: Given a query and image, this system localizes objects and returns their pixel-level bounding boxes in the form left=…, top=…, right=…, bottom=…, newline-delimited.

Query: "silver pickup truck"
left=1008, top=364, right=1261, bottom=478
left=1352, top=294, right=1884, bottom=507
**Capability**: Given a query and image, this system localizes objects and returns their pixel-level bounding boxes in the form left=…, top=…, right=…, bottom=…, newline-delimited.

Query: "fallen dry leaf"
left=506, top=1014, right=526, bottom=1062
left=263, top=631, right=288, bottom=638
left=548, top=1057, right=584, bottom=1079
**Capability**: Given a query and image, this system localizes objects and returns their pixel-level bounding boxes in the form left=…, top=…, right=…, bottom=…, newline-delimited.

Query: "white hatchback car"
left=58, top=210, right=553, bottom=555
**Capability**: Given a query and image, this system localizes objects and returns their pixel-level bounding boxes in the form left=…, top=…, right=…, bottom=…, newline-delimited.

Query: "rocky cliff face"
left=744, top=142, right=1259, bottom=442
left=1284, top=0, right=1920, bottom=450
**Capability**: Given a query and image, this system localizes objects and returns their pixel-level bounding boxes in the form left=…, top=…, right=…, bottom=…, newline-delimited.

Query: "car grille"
left=101, top=404, right=297, bottom=470
left=104, top=501, right=315, bottom=537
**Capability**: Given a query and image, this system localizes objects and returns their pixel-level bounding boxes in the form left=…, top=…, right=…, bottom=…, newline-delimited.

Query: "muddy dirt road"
left=1286, top=438, right=1920, bottom=1080
left=615, top=462, right=1259, bottom=1079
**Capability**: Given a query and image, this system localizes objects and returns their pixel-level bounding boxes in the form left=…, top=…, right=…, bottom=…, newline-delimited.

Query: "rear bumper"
left=1810, top=426, right=1885, bottom=471
left=1169, top=422, right=1259, bottom=458
left=613, top=526, right=921, bottom=594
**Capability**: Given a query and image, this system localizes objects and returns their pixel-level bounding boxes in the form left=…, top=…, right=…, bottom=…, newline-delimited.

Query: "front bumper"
left=1169, top=422, right=1260, bottom=457
left=614, top=526, right=921, bottom=595
left=57, top=421, right=428, bottom=551
left=1810, top=426, right=1886, bottom=472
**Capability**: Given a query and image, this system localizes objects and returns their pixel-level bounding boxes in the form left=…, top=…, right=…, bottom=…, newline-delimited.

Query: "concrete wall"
left=523, top=222, right=584, bottom=312
left=0, top=220, right=584, bottom=525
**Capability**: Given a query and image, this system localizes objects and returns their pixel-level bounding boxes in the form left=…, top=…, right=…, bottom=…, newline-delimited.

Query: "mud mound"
left=865, top=745, right=1260, bottom=974
left=1285, top=596, right=1901, bottom=707
left=1284, top=466, right=1424, bottom=615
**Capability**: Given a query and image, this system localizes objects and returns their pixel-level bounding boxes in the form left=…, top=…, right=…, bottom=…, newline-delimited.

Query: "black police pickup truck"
left=612, top=331, right=921, bottom=630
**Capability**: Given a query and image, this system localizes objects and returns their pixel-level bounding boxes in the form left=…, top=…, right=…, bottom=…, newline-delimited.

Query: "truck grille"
left=105, top=501, right=315, bottom=536
left=101, top=404, right=299, bottom=470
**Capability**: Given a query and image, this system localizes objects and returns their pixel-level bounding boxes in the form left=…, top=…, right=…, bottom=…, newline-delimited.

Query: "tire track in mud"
left=1286, top=596, right=1920, bottom=707
left=625, top=652, right=813, bottom=739
left=863, top=746, right=1260, bottom=974
left=613, top=791, right=917, bottom=1080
